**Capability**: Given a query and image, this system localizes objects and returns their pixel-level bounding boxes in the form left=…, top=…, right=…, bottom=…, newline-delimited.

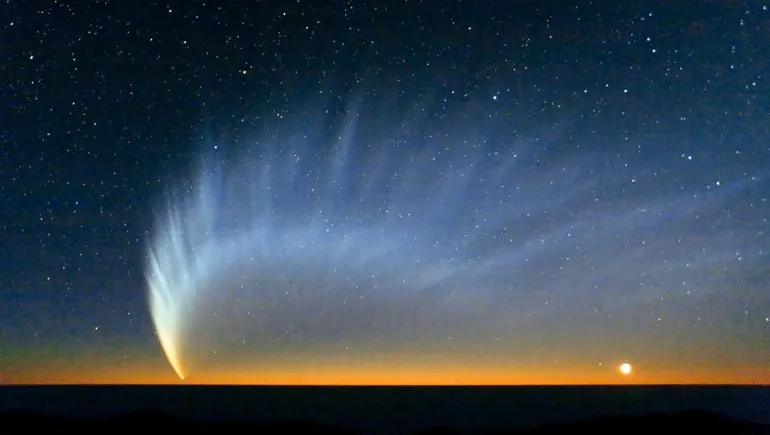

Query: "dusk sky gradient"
left=1, top=1, right=769, bottom=385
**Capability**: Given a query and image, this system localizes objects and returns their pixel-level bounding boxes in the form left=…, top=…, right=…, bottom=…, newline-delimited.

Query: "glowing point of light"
left=619, top=362, right=632, bottom=375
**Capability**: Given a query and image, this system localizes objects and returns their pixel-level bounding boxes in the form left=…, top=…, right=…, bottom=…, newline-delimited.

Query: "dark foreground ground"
left=1, top=409, right=769, bottom=434
left=1, top=386, right=769, bottom=434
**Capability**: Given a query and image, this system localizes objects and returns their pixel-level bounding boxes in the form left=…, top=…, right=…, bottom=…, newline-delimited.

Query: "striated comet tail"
left=147, top=247, right=187, bottom=380
left=146, top=209, right=191, bottom=380
left=146, top=187, right=217, bottom=380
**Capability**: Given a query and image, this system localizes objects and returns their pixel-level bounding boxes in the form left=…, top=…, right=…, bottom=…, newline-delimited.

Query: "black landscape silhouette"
left=1, top=386, right=769, bottom=434
left=1, top=408, right=769, bottom=434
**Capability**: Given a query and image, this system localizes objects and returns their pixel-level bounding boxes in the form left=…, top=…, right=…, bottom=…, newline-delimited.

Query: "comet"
left=142, top=104, right=538, bottom=380
left=144, top=100, right=754, bottom=381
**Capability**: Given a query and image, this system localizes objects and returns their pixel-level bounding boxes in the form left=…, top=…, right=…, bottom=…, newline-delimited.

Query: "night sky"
left=1, top=1, right=769, bottom=385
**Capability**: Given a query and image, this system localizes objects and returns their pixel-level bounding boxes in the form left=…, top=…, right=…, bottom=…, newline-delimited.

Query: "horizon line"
left=2, top=383, right=767, bottom=387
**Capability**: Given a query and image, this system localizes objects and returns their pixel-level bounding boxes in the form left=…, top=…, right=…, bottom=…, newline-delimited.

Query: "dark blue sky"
left=1, top=1, right=768, bottom=384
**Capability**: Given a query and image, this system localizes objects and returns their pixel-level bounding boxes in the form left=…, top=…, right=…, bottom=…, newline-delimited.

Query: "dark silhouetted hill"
left=492, top=410, right=770, bottom=434
left=0, top=409, right=360, bottom=435
left=1, top=408, right=769, bottom=434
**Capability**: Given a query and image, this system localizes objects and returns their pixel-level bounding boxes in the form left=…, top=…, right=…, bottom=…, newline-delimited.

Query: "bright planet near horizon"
left=620, top=363, right=633, bottom=375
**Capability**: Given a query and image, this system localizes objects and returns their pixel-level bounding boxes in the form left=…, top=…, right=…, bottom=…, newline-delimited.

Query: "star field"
left=0, top=1, right=768, bottom=385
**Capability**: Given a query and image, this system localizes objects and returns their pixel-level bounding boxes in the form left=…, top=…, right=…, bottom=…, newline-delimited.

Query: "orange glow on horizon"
left=3, top=341, right=768, bottom=386
left=3, top=354, right=768, bottom=386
